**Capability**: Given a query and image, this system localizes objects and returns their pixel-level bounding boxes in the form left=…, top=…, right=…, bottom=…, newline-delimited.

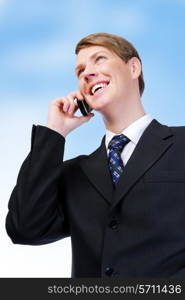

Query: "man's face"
left=75, top=45, right=134, bottom=111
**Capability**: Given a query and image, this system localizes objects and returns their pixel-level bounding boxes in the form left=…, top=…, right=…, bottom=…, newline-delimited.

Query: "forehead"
left=76, top=46, right=113, bottom=65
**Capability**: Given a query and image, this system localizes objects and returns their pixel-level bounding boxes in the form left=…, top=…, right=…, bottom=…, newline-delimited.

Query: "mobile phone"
left=76, top=99, right=93, bottom=116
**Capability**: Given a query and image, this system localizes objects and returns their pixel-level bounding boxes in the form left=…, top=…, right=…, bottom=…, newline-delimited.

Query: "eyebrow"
left=75, top=50, right=108, bottom=73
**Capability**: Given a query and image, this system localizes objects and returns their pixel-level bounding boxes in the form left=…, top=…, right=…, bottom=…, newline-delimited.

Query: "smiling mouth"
left=90, top=81, right=110, bottom=95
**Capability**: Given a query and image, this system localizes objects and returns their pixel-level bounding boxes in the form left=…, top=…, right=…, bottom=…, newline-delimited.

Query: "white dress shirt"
left=105, top=114, right=153, bottom=166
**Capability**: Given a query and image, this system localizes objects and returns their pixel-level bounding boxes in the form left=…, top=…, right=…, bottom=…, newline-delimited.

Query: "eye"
left=95, top=55, right=106, bottom=62
left=77, top=68, right=84, bottom=77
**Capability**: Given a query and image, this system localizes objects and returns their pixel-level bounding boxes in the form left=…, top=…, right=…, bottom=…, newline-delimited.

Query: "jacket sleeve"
left=5, top=125, right=70, bottom=245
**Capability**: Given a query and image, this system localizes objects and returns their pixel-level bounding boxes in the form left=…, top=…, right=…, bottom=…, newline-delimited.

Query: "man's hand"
left=46, top=91, right=94, bottom=137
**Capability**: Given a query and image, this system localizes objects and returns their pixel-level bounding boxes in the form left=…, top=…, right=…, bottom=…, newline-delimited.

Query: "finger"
left=73, top=103, right=79, bottom=113
left=67, top=96, right=79, bottom=114
left=68, top=90, right=85, bottom=101
left=74, top=112, right=95, bottom=122
left=50, top=97, right=68, bottom=112
left=50, top=94, right=81, bottom=114
left=63, top=98, right=71, bottom=112
left=75, top=90, right=85, bottom=100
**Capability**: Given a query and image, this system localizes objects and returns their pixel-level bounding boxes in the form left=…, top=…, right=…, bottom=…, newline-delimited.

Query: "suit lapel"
left=112, top=119, right=174, bottom=209
left=79, top=136, right=114, bottom=204
left=79, top=119, right=174, bottom=207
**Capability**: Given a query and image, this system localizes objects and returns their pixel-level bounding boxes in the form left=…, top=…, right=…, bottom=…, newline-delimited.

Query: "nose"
left=84, top=72, right=95, bottom=81
left=82, top=65, right=98, bottom=82
left=83, top=71, right=98, bottom=83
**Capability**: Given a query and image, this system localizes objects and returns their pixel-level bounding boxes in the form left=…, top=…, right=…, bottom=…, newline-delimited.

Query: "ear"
left=129, top=57, right=142, bottom=79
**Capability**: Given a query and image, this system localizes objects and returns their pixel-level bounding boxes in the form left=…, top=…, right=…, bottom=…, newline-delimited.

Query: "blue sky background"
left=1, top=0, right=185, bottom=277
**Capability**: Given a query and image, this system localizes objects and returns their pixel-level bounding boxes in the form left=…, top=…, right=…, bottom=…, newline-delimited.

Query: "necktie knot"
left=108, top=134, right=130, bottom=153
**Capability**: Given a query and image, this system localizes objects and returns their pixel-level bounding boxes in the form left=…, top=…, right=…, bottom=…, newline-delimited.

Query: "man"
left=6, top=33, right=185, bottom=277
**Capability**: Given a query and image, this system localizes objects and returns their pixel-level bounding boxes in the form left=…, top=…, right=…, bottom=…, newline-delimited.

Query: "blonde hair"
left=75, top=32, right=145, bottom=96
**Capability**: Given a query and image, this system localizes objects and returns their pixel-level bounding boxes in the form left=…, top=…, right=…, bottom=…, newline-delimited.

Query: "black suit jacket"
left=5, top=119, right=185, bottom=277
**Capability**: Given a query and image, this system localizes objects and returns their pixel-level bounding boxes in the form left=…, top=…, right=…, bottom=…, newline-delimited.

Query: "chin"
left=92, top=97, right=114, bottom=111
left=92, top=103, right=111, bottom=113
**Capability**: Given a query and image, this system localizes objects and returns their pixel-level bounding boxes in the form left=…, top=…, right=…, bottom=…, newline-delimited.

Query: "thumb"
left=78, top=113, right=95, bottom=123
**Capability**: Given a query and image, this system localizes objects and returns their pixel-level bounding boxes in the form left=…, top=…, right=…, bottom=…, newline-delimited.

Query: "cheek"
left=100, top=62, right=128, bottom=80
left=116, top=67, right=131, bottom=84
left=78, top=81, right=85, bottom=93
left=99, top=62, right=113, bottom=74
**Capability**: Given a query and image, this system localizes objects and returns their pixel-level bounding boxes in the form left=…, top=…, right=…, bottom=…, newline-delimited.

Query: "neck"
left=102, top=96, right=145, bottom=134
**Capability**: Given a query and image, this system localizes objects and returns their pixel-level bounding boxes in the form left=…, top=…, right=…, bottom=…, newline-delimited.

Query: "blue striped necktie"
left=108, top=134, right=130, bottom=185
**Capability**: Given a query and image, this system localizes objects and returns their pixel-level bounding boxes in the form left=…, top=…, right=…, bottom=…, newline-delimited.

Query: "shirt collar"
left=105, top=114, right=153, bottom=149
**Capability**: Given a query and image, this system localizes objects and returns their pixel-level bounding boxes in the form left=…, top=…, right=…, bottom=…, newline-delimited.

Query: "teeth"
left=91, top=82, right=108, bottom=95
